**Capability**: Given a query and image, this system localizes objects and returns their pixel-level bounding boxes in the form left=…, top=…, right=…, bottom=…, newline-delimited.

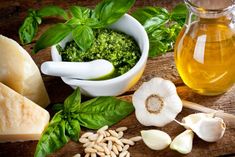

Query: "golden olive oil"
left=175, top=18, right=235, bottom=95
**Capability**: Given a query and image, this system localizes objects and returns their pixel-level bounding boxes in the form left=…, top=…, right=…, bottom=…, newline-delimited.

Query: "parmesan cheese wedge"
left=0, top=82, right=50, bottom=142
left=0, top=35, right=50, bottom=108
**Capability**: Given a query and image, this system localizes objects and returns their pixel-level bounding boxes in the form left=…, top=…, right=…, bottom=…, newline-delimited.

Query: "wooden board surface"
left=0, top=0, right=235, bottom=157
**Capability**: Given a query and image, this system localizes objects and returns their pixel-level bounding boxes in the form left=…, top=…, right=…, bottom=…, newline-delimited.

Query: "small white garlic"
left=132, top=77, right=183, bottom=127
left=170, top=130, right=194, bottom=154
left=141, top=130, right=171, bottom=150
left=182, top=113, right=226, bottom=142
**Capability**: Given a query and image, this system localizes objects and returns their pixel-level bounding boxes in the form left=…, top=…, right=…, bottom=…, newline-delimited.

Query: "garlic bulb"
left=170, top=130, right=194, bottom=154
left=132, top=77, right=183, bottom=127
left=141, top=130, right=171, bottom=150
left=182, top=113, right=226, bottom=142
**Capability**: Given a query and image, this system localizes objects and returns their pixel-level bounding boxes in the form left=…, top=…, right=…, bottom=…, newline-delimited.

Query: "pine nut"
left=79, top=137, right=90, bottom=143
left=83, top=141, right=95, bottom=148
left=98, top=125, right=109, bottom=132
left=119, top=151, right=128, bottom=157
left=97, top=152, right=105, bottom=157
left=115, top=144, right=122, bottom=152
left=117, top=131, right=124, bottom=139
left=122, top=145, right=129, bottom=152
left=110, top=151, right=117, bottom=157
left=114, top=139, right=124, bottom=147
left=97, top=134, right=104, bottom=143
left=85, top=153, right=90, bottom=157
left=105, top=131, right=111, bottom=137
left=116, top=127, right=127, bottom=132
left=102, top=145, right=110, bottom=155
left=91, top=153, right=97, bottom=157
left=81, top=132, right=94, bottom=138
left=120, top=139, right=134, bottom=146
left=108, top=130, right=119, bottom=138
left=126, top=152, right=130, bottom=157
left=88, top=134, right=98, bottom=141
left=85, top=147, right=97, bottom=153
left=129, top=136, right=142, bottom=142
left=112, top=145, right=119, bottom=155
left=93, top=144, right=104, bottom=152
left=108, top=140, right=113, bottom=151
left=73, top=154, right=81, bottom=157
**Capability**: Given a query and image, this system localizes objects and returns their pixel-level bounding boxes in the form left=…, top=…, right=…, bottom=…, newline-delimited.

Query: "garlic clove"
left=170, top=130, right=194, bottom=154
left=192, top=117, right=226, bottom=142
left=182, top=113, right=214, bottom=129
left=132, top=77, right=182, bottom=127
left=141, top=130, right=171, bottom=150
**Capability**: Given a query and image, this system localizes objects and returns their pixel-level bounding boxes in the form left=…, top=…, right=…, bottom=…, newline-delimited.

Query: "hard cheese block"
left=0, top=82, right=50, bottom=142
left=0, top=35, right=50, bottom=108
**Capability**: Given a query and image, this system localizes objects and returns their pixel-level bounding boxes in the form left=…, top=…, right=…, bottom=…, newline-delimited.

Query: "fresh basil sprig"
left=19, top=6, right=68, bottom=45
left=132, top=3, right=188, bottom=57
left=34, top=88, right=134, bottom=157
left=28, top=0, right=135, bottom=53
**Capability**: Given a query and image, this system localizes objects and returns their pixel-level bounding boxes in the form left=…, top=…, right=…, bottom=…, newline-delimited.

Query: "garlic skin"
left=141, top=130, right=171, bottom=150
left=132, top=77, right=183, bottom=127
left=170, top=130, right=194, bottom=154
left=182, top=113, right=226, bottom=142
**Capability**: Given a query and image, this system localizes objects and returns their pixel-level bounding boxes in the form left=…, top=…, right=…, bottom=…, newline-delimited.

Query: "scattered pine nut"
left=126, top=152, right=130, bottom=157
left=85, top=153, right=90, bottom=157
left=97, top=134, right=104, bottom=143
left=120, top=139, right=135, bottom=146
left=97, top=152, right=105, bottom=157
left=93, top=144, right=104, bottom=152
left=85, top=147, right=97, bottom=153
left=116, top=127, right=128, bottom=132
left=88, top=134, right=99, bottom=141
left=129, top=136, right=142, bottom=142
left=110, top=151, right=117, bottom=157
left=73, top=153, right=81, bottom=157
left=105, top=131, right=111, bottom=137
left=115, top=144, right=122, bottom=152
left=112, top=144, right=119, bottom=155
left=91, top=153, right=97, bottom=157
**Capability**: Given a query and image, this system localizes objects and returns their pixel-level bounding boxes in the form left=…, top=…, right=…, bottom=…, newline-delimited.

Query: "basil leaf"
left=66, top=18, right=81, bottom=27
left=92, top=0, right=135, bottom=27
left=132, top=7, right=169, bottom=25
left=76, top=97, right=134, bottom=129
left=64, top=87, right=81, bottom=114
left=144, top=16, right=169, bottom=32
left=34, top=111, right=69, bottom=157
left=65, top=119, right=81, bottom=141
left=171, top=3, right=188, bottom=26
left=34, top=23, right=71, bottom=53
left=72, top=25, right=94, bottom=51
left=69, top=6, right=91, bottom=20
left=19, top=16, right=38, bottom=45
left=37, top=5, right=68, bottom=20
left=52, top=103, right=64, bottom=112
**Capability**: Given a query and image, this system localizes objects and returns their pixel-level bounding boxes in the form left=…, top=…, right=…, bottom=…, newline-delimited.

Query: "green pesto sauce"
left=57, top=28, right=141, bottom=77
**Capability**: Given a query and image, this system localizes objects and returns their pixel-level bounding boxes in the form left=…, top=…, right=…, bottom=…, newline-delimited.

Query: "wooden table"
left=0, top=0, right=235, bottom=157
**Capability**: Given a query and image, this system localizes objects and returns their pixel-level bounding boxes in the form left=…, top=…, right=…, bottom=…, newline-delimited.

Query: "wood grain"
left=0, top=0, right=235, bottom=157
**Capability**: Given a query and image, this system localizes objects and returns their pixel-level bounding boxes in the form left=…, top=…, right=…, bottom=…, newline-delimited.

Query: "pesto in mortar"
left=57, top=28, right=141, bottom=77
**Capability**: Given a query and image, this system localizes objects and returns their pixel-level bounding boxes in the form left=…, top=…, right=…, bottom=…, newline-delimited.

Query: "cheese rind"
left=0, top=35, right=50, bottom=108
left=0, top=83, right=50, bottom=142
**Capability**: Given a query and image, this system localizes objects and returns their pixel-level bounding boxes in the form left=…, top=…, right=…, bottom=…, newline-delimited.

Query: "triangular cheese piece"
left=0, top=83, right=50, bottom=142
left=0, top=35, right=50, bottom=108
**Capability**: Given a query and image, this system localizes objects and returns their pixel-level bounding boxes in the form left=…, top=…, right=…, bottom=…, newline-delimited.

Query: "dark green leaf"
left=148, top=40, right=169, bottom=57
left=52, top=103, right=64, bottom=112
left=18, top=16, right=38, bottom=45
left=72, top=25, right=94, bottom=51
left=34, top=23, right=71, bottom=53
left=171, top=3, right=188, bottom=25
left=76, top=97, right=134, bottom=129
left=34, top=111, right=69, bottom=157
left=144, top=16, right=168, bottom=32
left=69, top=6, right=91, bottom=20
left=64, top=88, right=81, bottom=114
left=92, top=0, right=135, bottom=27
left=132, top=7, right=169, bottom=25
left=37, top=5, right=68, bottom=20
left=65, top=119, right=80, bottom=141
